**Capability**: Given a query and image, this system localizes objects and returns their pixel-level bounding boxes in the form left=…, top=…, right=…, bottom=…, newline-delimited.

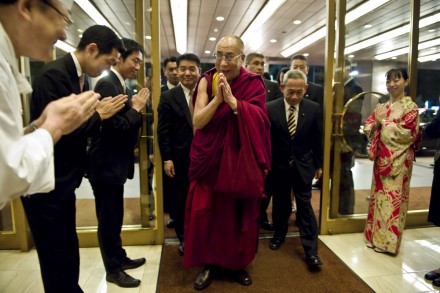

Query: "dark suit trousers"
left=272, top=164, right=319, bottom=257
left=169, top=168, right=190, bottom=242
left=339, top=151, right=355, bottom=214
left=21, top=193, right=82, bottom=293
left=90, top=182, right=127, bottom=274
left=260, top=175, right=274, bottom=223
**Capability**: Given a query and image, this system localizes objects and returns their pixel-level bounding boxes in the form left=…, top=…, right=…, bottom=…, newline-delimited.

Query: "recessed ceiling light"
left=216, top=16, right=224, bottom=21
left=79, top=34, right=83, bottom=38
left=303, top=53, right=309, bottom=57
left=205, top=50, right=211, bottom=54
left=145, top=36, right=151, bottom=40
left=391, top=57, right=397, bottom=59
left=209, top=37, right=216, bottom=41
left=214, top=28, right=219, bottom=32
left=270, top=39, right=277, bottom=43
left=293, top=20, right=301, bottom=25
left=349, top=54, right=355, bottom=58
left=429, top=29, right=436, bottom=32
left=77, top=29, right=83, bottom=33
left=364, top=24, right=372, bottom=28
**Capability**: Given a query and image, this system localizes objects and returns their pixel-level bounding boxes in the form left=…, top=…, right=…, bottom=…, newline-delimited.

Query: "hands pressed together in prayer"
left=131, top=87, right=150, bottom=113
left=31, top=91, right=101, bottom=143
left=374, top=103, right=389, bottom=127
left=215, top=73, right=237, bottom=111
left=97, top=94, right=128, bottom=120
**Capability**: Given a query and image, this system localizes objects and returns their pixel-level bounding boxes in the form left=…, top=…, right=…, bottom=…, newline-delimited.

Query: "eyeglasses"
left=213, top=53, right=242, bottom=63
left=41, top=0, right=73, bottom=28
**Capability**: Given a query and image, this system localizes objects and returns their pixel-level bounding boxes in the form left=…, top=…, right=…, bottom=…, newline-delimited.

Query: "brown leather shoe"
left=194, top=266, right=214, bottom=290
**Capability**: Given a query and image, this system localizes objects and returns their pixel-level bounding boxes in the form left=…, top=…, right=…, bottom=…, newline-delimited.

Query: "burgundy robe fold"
left=183, top=67, right=271, bottom=269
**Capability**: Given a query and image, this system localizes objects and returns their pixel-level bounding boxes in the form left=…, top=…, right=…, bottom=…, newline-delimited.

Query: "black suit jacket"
left=263, top=79, right=283, bottom=102
left=305, top=82, right=324, bottom=110
left=157, top=85, right=193, bottom=173
left=87, top=70, right=142, bottom=185
left=267, top=98, right=323, bottom=184
left=30, top=54, right=101, bottom=197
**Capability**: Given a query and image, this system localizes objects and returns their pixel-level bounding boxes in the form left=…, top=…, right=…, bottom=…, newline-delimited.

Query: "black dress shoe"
left=178, top=243, right=184, bottom=256
left=106, top=271, right=141, bottom=288
left=166, top=219, right=175, bottom=228
left=229, top=269, right=252, bottom=286
left=425, top=270, right=440, bottom=280
left=306, top=255, right=323, bottom=267
left=194, top=266, right=214, bottom=290
left=121, top=257, right=146, bottom=270
left=433, top=277, right=440, bottom=287
left=260, top=220, right=274, bottom=231
left=269, top=237, right=284, bottom=250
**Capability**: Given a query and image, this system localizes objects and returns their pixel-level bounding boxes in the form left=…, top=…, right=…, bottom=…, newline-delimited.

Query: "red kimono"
left=183, top=67, right=271, bottom=269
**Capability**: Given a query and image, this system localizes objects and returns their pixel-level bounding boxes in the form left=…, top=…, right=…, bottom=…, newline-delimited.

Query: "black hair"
left=121, top=38, right=145, bottom=60
left=163, top=56, right=177, bottom=68
left=245, top=52, right=264, bottom=65
left=76, top=25, right=125, bottom=55
left=176, top=53, right=200, bottom=67
left=276, top=67, right=289, bottom=84
left=291, top=54, right=309, bottom=64
left=386, top=68, right=409, bottom=81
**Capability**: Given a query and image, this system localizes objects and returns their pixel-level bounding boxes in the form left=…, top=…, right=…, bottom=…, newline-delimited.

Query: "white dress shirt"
left=0, top=23, right=54, bottom=208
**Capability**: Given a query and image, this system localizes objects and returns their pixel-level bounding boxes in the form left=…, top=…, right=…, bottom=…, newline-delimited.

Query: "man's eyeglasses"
left=214, top=53, right=242, bottom=63
left=41, top=0, right=73, bottom=28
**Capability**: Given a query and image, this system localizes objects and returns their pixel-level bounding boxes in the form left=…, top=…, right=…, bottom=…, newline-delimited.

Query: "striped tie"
left=287, top=106, right=296, bottom=139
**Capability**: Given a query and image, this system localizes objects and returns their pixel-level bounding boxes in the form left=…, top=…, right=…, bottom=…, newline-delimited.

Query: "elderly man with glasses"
left=183, top=35, right=271, bottom=290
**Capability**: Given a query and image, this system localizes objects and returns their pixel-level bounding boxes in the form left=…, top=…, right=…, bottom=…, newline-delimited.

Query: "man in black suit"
left=161, top=56, right=180, bottom=228
left=291, top=54, right=324, bottom=192
left=161, top=56, right=180, bottom=92
left=245, top=52, right=283, bottom=102
left=245, top=52, right=282, bottom=231
left=22, top=25, right=126, bottom=293
left=87, top=38, right=149, bottom=288
left=267, top=70, right=323, bottom=269
left=158, top=53, right=200, bottom=256
left=339, top=63, right=364, bottom=214
left=290, top=54, right=323, bottom=110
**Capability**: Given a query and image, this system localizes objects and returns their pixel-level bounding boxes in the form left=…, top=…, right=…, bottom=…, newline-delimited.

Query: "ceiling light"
left=345, top=0, right=390, bottom=24
left=418, top=53, right=440, bottom=62
left=170, top=0, right=188, bottom=54
left=293, top=20, right=301, bottom=25
left=429, top=29, right=436, bottom=32
left=214, top=28, right=219, bottom=32
left=55, top=40, right=75, bottom=53
left=281, top=0, right=391, bottom=57
left=303, top=53, right=309, bottom=57
left=270, top=39, right=277, bottom=43
left=391, top=57, right=397, bottom=59
left=348, top=12, right=440, bottom=55
left=348, top=54, right=354, bottom=58
left=209, top=37, right=216, bottom=41
left=281, top=27, right=326, bottom=57
left=241, top=0, right=286, bottom=50
left=205, top=50, right=211, bottom=54
left=375, top=38, right=440, bottom=60
left=74, top=0, right=115, bottom=32
left=364, top=24, right=372, bottom=28
left=145, top=36, right=151, bottom=40
left=216, top=16, right=224, bottom=21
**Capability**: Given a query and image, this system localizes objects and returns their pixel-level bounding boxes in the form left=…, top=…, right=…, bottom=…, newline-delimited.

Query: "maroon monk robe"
left=183, top=67, right=271, bottom=270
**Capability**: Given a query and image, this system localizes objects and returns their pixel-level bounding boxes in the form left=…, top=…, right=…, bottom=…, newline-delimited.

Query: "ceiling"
left=62, top=0, right=440, bottom=67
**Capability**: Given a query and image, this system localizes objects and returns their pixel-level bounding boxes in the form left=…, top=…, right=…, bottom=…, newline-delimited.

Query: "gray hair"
left=283, top=70, right=308, bottom=85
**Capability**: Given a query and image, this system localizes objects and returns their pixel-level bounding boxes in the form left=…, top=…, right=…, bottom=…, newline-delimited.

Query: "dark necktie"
left=287, top=106, right=296, bottom=139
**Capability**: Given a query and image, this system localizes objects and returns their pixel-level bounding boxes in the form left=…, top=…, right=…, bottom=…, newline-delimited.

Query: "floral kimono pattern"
left=363, top=96, right=420, bottom=254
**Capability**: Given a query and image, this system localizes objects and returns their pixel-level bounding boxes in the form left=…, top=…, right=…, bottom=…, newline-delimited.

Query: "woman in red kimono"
left=363, top=68, right=420, bottom=254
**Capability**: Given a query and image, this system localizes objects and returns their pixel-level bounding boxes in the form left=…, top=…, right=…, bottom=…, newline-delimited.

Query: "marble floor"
left=1, top=227, right=440, bottom=292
